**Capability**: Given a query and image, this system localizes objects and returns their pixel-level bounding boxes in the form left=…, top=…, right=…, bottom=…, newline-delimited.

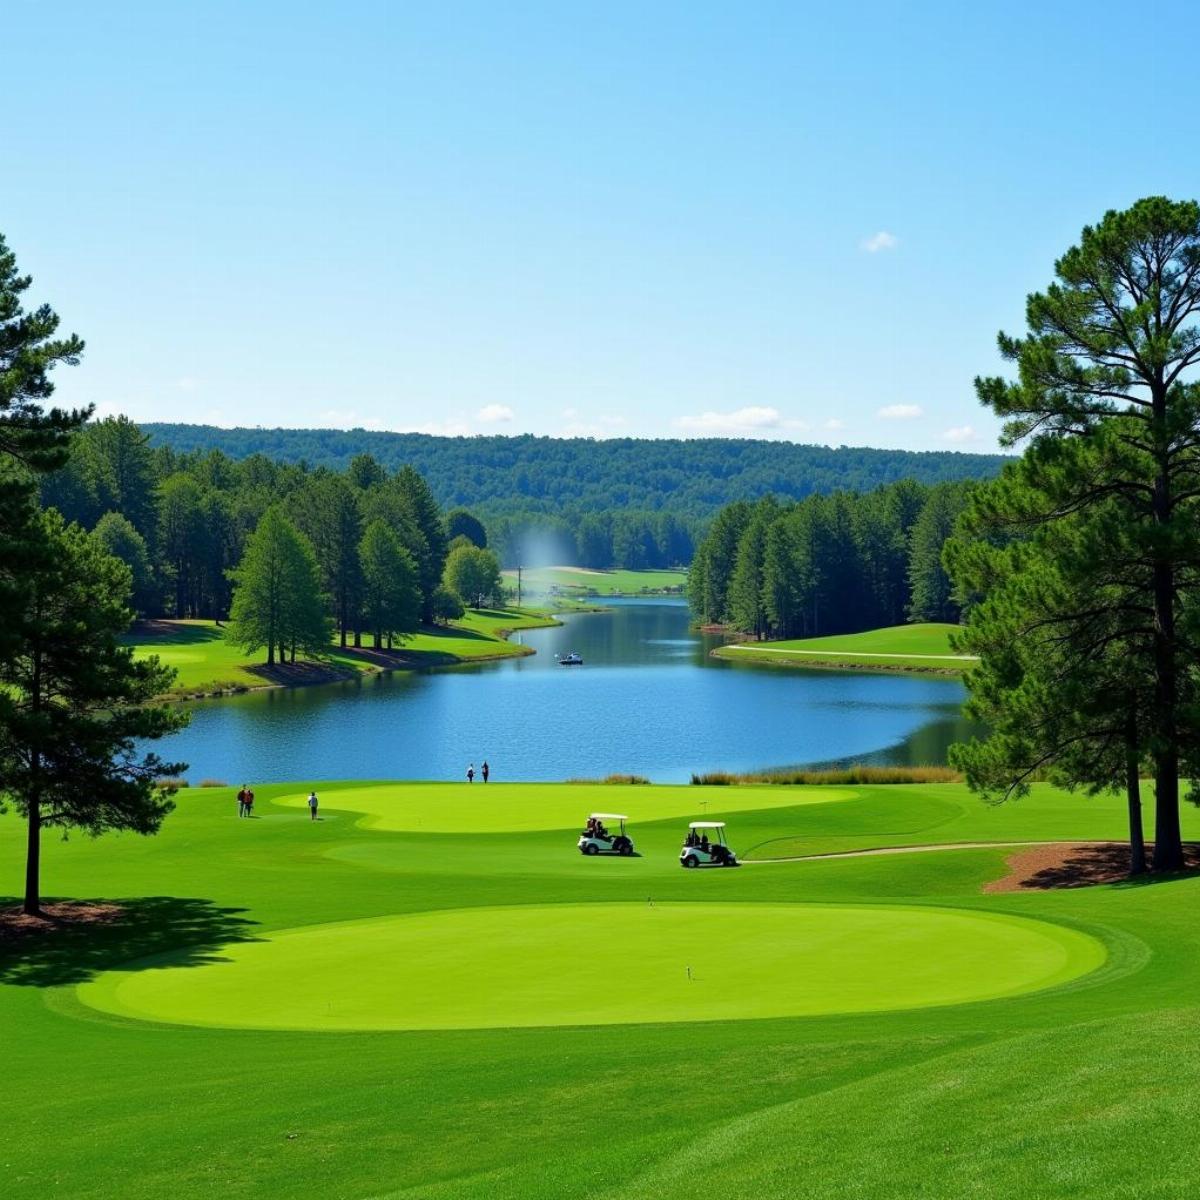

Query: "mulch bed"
left=985, top=842, right=1200, bottom=892
left=0, top=902, right=125, bottom=943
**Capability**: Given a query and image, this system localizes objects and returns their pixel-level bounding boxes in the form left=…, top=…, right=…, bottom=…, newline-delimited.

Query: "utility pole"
left=517, top=564, right=522, bottom=608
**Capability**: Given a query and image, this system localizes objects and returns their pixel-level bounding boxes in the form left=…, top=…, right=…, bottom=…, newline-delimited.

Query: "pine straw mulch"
left=985, top=842, right=1200, bottom=893
left=0, top=902, right=126, bottom=944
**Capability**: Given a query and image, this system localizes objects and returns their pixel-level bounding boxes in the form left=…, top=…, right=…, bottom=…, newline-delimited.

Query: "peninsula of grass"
left=3, top=777, right=1199, bottom=1199
left=714, top=621, right=977, bottom=673
left=127, top=607, right=559, bottom=699
left=502, top=565, right=687, bottom=597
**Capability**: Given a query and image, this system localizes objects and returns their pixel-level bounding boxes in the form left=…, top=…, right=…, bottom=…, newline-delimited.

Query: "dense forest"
left=142, top=423, right=1005, bottom=563
left=38, top=417, right=478, bottom=641
left=689, top=481, right=973, bottom=638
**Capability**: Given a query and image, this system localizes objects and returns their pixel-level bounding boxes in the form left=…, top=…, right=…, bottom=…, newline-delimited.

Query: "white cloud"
left=175, top=376, right=200, bottom=393
left=861, top=230, right=899, bottom=253
left=942, top=424, right=980, bottom=443
left=477, top=403, right=514, bottom=423
left=877, top=404, right=923, bottom=420
left=675, top=406, right=783, bottom=435
left=823, top=418, right=846, bottom=431
left=312, top=409, right=416, bottom=433
left=561, top=413, right=629, bottom=439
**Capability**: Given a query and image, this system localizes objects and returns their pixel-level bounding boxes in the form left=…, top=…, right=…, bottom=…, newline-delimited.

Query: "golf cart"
left=578, top=813, right=635, bottom=856
left=680, top=821, right=738, bottom=868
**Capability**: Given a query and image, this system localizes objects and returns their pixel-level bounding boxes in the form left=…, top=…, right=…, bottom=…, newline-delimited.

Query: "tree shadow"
left=126, top=620, right=226, bottom=647
left=0, top=896, right=259, bottom=987
left=1017, top=843, right=1200, bottom=890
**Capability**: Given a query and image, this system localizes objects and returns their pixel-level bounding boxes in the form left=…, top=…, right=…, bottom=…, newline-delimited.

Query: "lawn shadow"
left=988, top=842, right=1200, bottom=892
left=126, top=620, right=226, bottom=647
left=0, top=896, right=259, bottom=987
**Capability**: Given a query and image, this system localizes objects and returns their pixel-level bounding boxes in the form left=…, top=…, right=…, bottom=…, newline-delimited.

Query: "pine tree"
left=228, top=507, right=330, bottom=665
left=289, top=476, right=364, bottom=647
left=91, top=512, right=158, bottom=615
left=359, top=519, right=421, bottom=649
left=908, top=484, right=969, bottom=623
left=394, top=466, right=448, bottom=623
left=0, top=510, right=187, bottom=914
left=975, top=197, right=1200, bottom=870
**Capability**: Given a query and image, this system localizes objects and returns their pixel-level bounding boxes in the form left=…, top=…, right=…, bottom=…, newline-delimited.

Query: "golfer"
left=244, top=785, right=254, bottom=817
left=307, top=790, right=319, bottom=821
left=467, top=764, right=475, bottom=783
left=481, top=760, right=490, bottom=783
left=237, top=786, right=248, bottom=818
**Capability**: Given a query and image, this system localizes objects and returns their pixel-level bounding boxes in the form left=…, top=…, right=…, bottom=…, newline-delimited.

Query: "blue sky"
left=4, top=1, right=1198, bottom=450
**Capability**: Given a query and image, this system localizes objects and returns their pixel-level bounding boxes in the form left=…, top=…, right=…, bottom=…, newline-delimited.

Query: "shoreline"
left=140, top=610, right=569, bottom=704
left=710, top=644, right=971, bottom=677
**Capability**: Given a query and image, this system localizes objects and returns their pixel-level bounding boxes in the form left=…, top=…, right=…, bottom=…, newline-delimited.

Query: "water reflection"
left=157, top=599, right=978, bottom=784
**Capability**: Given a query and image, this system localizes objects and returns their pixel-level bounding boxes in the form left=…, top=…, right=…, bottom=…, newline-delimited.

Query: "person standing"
left=466, top=764, right=475, bottom=784
left=237, top=785, right=248, bottom=818
left=244, top=785, right=255, bottom=817
left=307, top=790, right=319, bottom=821
left=481, top=760, right=490, bottom=783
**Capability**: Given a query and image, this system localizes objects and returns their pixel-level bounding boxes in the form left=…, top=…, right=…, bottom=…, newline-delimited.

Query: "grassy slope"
left=715, top=621, right=976, bottom=672
left=127, top=608, right=557, bottom=697
left=502, top=566, right=687, bottom=595
left=3, top=780, right=1200, bottom=1198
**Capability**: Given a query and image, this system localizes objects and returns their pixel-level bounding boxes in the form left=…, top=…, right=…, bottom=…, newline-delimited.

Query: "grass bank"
left=2, top=779, right=1199, bottom=1197
left=714, top=621, right=977, bottom=674
left=127, top=607, right=559, bottom=700
left=503, top=565, right=687, bottom=597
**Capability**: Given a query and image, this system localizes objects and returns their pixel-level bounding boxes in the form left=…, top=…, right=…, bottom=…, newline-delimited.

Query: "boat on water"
left=557, top=652, right=584, bottom=666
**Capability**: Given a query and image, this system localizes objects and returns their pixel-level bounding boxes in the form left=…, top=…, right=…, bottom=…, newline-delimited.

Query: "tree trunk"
left=1151, top=450, right=1184, bottom=871
left=24, top=795, right=41, bottom=916
left=1125, top=722, right=1147, bottom=877
left=267, top=639, right=275, bottom=666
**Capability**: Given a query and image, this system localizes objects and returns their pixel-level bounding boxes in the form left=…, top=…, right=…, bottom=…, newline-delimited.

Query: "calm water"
left=157, top=599, right=974, bottom=785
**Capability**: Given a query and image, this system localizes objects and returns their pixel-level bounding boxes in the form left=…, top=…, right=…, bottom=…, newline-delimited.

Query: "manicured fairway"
left=5, top=778, right=1200, bottom=1200
left=501, top=566, right=687, bottom=595
left=715, top=622, right=976, bottom=672
left=78, top=901, right=1104, bottom=1031
left=274, top=781, right=852, bottom=832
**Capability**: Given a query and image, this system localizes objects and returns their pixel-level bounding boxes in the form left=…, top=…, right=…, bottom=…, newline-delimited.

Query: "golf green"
left=272, top=782, right=852, bottom=832
left=77, top=901, right=1104, bottom=1032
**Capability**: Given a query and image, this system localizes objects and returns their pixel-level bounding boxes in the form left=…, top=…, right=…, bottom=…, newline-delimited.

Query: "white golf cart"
left=680, top=820, right=738, bottom=868
left=578, top=813, right=635, bottom=857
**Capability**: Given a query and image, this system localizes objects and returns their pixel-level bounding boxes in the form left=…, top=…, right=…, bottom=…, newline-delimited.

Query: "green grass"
left=4, top=779, right=1200, bottom=1198
left=714, top=621, right=977, bottom=673
left=502, top=565, right=687, bottom=596
left=126, top=608, right=557, bottom=697
left=78, top=901, right=1102, bottom=1031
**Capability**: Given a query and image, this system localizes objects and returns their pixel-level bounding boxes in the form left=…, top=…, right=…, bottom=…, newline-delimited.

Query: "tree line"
left=142, top=422, right=1007, bottom=563
left=688, top=480, right=972, bottom=637
left=38, top=417, right=512, bottom=647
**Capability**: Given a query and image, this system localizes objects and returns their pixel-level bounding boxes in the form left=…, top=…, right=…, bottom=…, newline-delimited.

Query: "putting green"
left=77, top=902, right=1105, bottom=1032
left=272, top=782, right=852, bottom=832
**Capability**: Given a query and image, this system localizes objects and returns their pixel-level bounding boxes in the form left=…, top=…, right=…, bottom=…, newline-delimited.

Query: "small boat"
left=557, top=652, right=584, bottom=666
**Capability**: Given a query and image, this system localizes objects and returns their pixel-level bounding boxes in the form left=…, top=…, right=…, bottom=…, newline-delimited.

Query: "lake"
left=156, top=599, right=974, bottom=785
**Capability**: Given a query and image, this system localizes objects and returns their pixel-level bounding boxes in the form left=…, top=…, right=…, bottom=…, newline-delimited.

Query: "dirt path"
left=746, top=839, right=1122, bottom=865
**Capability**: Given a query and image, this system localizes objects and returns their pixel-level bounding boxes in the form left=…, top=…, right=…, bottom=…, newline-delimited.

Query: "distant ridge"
left=143, top=423, right=1008, bottom=518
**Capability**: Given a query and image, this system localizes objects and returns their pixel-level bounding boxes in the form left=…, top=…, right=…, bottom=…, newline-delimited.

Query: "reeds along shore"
left=690, top=765, right=962, bottom=786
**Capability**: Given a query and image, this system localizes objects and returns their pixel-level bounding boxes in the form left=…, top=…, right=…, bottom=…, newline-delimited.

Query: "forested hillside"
left=143, top=424, right=1005, bottom=517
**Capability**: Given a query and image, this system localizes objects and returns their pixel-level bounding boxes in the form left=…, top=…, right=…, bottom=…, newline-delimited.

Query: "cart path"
left=722, top=645, right=978, bottom=662
left=746, top=839, right=1125, bottom=864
